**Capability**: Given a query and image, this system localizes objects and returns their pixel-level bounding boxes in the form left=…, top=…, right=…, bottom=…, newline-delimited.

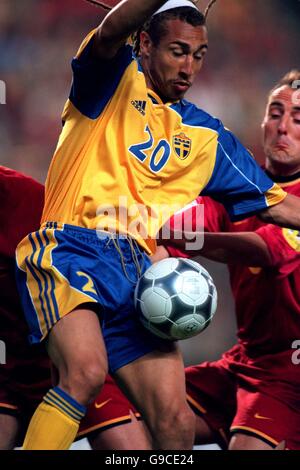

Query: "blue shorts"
left=15, top=223, right=165, bottom=373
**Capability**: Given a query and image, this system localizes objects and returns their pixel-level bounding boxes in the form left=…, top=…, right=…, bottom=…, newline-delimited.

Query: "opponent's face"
left=262, top=85, right=300, bottom=176
left=140, top=19, right=208, bottom=102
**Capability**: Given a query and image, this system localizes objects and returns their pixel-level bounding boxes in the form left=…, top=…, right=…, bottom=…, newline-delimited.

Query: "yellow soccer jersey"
left=42, top=30, right=286, bottom=254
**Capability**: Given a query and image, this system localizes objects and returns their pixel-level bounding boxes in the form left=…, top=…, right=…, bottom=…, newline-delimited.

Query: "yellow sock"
left=23, top=387, right=86, bottom=450
left=23, top=402, right=78, bottom=450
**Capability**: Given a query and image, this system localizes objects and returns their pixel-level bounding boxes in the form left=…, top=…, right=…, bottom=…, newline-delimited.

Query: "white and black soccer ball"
left=134, top=257, right=217, bottom=341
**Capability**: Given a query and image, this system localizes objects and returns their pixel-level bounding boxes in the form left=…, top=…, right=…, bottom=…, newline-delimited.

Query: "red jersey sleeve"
left=165, top=196, right=229, bottom=258
left=256, top=224, right=300, bottom=276
left=0, top=167, right=44, bottom=258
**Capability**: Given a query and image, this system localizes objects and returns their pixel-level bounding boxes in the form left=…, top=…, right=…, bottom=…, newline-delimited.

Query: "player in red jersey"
left=0, top=166, right=150, bottom=449
left=154, top=70, right=300, bottom=450
left=0, top=167, right=50, bottom=449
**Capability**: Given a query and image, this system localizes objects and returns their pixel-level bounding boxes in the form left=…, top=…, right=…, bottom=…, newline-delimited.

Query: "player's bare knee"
left=60, top=359, right=107, bottom=404
left=152, top=404, right=195, bottom=447
left=172, top=405, right=195, bottom=434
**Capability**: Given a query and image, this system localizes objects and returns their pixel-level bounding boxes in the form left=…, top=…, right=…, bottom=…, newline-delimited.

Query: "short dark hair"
left=132, top=7, right=206, bottom=56
left=270, top=69, right=300, bottom=94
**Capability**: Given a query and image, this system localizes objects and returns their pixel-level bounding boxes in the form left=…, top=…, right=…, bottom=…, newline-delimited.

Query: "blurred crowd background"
left=1, top=0, right=299, bottom=365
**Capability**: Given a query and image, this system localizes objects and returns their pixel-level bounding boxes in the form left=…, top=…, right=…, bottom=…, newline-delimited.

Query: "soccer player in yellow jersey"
left=15, top=0, right=300, bottom=450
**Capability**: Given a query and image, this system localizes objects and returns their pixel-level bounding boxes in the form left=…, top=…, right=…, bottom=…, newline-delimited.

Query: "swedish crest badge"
left=173, top=132, right=192, bottom=160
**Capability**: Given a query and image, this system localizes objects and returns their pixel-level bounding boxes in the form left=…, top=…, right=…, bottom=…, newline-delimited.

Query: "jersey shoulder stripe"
left=170, top=100, right=222, bottom=132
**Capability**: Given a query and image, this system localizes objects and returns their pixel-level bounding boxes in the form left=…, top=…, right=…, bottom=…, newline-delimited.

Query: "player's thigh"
left=79, top=374, right=152, bottom=449
left=231, top=387, right=300, bottom=449
left=47, top=306, right=108, bottom=377
left=89, top=411, right=152, bottom=450
left=194, top=415, right=216, bottom=445
left=114, top=343, right=190, bottom=424
left=0, top=413, right=20, bottom=450
left=229, top=433, right=273, bottom=450
left=186, top=361, right=237, bottom=448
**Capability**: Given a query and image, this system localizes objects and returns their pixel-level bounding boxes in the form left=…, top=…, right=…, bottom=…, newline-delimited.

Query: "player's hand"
left=151, top=246, right=169, bottom=264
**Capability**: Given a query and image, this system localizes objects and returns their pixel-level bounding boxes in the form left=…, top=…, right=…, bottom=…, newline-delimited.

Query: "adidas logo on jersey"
left=131, top=100, right=146, bottom=116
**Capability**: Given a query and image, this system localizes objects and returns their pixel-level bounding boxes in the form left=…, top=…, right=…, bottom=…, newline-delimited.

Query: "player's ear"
left=139, top=31, right=153, bottom=57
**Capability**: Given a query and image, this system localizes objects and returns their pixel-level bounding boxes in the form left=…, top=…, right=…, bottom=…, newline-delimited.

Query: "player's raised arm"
left=93, top=0, right=167, bottom=58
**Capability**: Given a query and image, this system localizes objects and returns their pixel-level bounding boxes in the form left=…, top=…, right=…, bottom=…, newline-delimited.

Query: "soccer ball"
left=134, top=258, right=217, bottom=341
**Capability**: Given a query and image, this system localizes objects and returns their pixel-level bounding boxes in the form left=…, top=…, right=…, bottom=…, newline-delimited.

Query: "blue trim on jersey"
left=202, top=127, right=274, bottom=220
left=169, top=100, right=274, bottom=219
left=70, top=39, right=134, bottom=119
left=170, top=100, right=222, bottom=130
left=136, top=56, right=143, bottom=73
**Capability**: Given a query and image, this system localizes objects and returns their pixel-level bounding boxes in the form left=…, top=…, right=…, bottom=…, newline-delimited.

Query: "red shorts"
left=0, top=344, right=50, bottom=420
left=1, top=248, right=140, bottom=446
left=0, top=293, right=139, bottom=444
left=186, top=353, right=300, bottom=450
left=0, top=295, right=51, bottom=421
left=0, top=333, right=139, bottom=444
left=0, top=350, right=139, bottom=445
left=78, top=375, right=140, bottom=438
